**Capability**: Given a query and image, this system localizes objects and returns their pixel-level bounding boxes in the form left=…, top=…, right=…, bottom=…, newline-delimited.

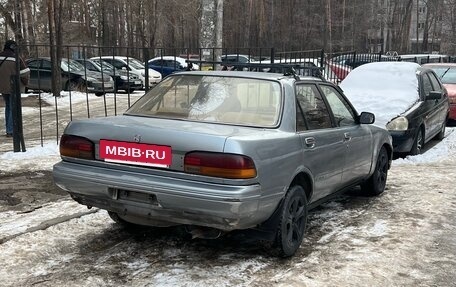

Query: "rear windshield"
left=126, top=75, right=282, bottom=127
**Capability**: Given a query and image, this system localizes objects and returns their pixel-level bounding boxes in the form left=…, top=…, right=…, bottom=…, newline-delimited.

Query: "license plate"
left=104, top=84, right=112, bottom=88
left=134, top=80, right=142, bottom=84
left=99, top=139, right=172, bottom=167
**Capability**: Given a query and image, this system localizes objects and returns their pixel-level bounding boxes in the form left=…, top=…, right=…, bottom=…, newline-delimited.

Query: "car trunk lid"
left=63, top=115, right=260, bottom=171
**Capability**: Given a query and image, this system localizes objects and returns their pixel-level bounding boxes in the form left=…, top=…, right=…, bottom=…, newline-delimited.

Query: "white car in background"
left=91, top=56, right=162, bottom=87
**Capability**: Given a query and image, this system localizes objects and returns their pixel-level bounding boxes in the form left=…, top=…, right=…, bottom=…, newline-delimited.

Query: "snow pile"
left=0, top=142, right=59, bottom=174
left=393, top=128, right=456, bottom=166
left=340, top=62, right=420, bottom=127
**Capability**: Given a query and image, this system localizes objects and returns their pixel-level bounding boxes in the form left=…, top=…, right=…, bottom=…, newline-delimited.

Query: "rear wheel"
left=361, top=146, right=388, bottom=196
left=95, top=92, right=105, bottom=97
left=125, top=88, right=135, bottom=93
left=410, top=128, right=424, bottom=155
left=275, top=185, right=308, bottom=257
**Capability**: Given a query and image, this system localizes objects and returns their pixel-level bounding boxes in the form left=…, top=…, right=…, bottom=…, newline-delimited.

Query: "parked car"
left=26, top=57, right=115, bottom=96
left=148, top=56, right=199, bottom=77
left=340, top=62, right=449, bottom=155
left=91, top=56, right=162, bottom=87
left=53, top=70, right=392, bottom=257
left=422, top=63, right=456, bottom=122
left=75, top=59, right=143, bottom=93
left=220, top=54, right=259, bottom=71
left=331, top=53, right=397, bottom=69
left=266, top=57, right=347, bottom=83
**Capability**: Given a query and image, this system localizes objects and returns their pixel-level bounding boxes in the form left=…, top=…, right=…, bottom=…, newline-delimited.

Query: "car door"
left=319, top=84, right=373, bottom=185
left=26, top=59, right=41, bottom=90
left=420, top=72, right=444, bottom=140
left=39, top=59, right=54, bottom=91
left=427, top=72, right=449, bottom=134
left=149, top=59, right=170, bottom=76
left=295, top=83, right=346, bottom=202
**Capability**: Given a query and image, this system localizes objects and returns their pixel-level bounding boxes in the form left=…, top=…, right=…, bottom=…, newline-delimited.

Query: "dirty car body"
left=53, top=71, right=392, bottom=256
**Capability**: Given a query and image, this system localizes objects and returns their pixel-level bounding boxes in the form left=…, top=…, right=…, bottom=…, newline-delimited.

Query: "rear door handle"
left=305, top=137, right=316, bottom=148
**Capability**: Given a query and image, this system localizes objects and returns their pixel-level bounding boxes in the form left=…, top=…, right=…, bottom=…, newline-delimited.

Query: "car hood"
left=136, top=68, right=161, bottom=77
left=72, top=70, right=112, bottom=82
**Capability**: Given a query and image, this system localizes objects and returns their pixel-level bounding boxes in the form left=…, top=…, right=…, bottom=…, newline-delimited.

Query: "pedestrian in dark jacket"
left=0, top=40, right=30, bottom=137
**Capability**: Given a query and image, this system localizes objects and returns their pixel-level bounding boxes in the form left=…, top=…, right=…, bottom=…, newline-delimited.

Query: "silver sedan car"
left=53, top=71, right=392, bottom=257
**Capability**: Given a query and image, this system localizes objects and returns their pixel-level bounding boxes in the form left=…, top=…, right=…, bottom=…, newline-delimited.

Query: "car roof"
left=422, top=63, right=456, bottom=67
left=150, top=56, right=186, bottom=61
left=173, top=70, right=324, bottom=82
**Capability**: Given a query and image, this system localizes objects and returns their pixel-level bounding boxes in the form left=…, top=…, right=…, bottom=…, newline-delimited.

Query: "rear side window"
left=27, top=60, right=41, bottom=69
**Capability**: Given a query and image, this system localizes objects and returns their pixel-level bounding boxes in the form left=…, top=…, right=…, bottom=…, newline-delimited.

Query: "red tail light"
left=60, top=134, right=94, bottom=160
left=184, top=152, right=257, bottom=179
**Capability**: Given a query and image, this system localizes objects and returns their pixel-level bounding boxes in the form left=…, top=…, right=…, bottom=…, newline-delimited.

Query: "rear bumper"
left=116, top=80, right=143, bottom=91
left=53, top=161, right=268, bottom=231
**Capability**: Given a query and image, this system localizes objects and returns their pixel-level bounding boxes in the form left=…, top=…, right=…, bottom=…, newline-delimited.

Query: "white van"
left=91, top=56, right=162, bottom=87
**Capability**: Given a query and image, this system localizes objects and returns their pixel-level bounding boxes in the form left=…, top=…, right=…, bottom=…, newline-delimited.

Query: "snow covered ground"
left=1, top=97, right=456, bottom=286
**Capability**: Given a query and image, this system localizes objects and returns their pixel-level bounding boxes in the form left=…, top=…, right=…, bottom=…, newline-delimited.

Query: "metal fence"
left=2, top=44, right=455, bottom=153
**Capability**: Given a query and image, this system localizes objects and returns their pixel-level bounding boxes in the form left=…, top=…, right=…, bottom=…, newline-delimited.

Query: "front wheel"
left=275, top=185, right=308, bottom=257
left=65, top=80, right=85, bottom=92
left=361, top=146, right=388, bottom=196
left=410, top=128, right=424, bottom=155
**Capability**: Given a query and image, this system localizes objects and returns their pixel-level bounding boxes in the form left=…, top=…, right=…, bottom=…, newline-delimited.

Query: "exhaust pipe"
left=185, top=226, right=223, bottom=239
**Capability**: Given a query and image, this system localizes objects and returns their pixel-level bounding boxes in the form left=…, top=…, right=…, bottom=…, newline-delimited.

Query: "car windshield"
left=92, top=59, right=117, bottom=71
left=429, top=66, right=456, bottom=84
left=126, top=75, right=282, bottom=127
left=61, top=59, right=85, bottom=72
left=126, top=58, right=145, bottom=69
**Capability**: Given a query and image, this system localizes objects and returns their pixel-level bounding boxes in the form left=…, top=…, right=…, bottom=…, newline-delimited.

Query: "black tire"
left=125, top=88, right=135, bottom=93
left=276, top=185, right=308, bottom=257
left=65, top=80, right=85, bottom=92
left=95, top=92, right=105, bottom=97
left=361, top=146, right=388, bottom=196
left=410, top=128, right=424, bottom=156
left=435, top=122, right=446, bottom=141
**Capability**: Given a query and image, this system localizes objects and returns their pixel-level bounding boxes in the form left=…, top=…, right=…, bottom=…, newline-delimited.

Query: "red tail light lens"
left=184, top=152, right=257, bottom=179
left=60, top=134, right=94, bottom=160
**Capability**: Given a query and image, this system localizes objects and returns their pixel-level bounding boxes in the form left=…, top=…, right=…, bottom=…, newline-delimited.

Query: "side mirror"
left=359, top=112, right=375, bottom=124
left=427, top=91, right=442, bottom=100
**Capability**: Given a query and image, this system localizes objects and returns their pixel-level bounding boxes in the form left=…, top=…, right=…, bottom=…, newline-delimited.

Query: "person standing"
left=0, top=40, right=29, bottom=137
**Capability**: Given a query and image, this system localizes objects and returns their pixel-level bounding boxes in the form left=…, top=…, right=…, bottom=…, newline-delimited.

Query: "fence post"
left=320, top=49, right=325, bottom=68
left=270, top=48, right=275, bottom=64
left=11, top=74, right=25, bottom=152
left=144, top=47, right=150, bottom=92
